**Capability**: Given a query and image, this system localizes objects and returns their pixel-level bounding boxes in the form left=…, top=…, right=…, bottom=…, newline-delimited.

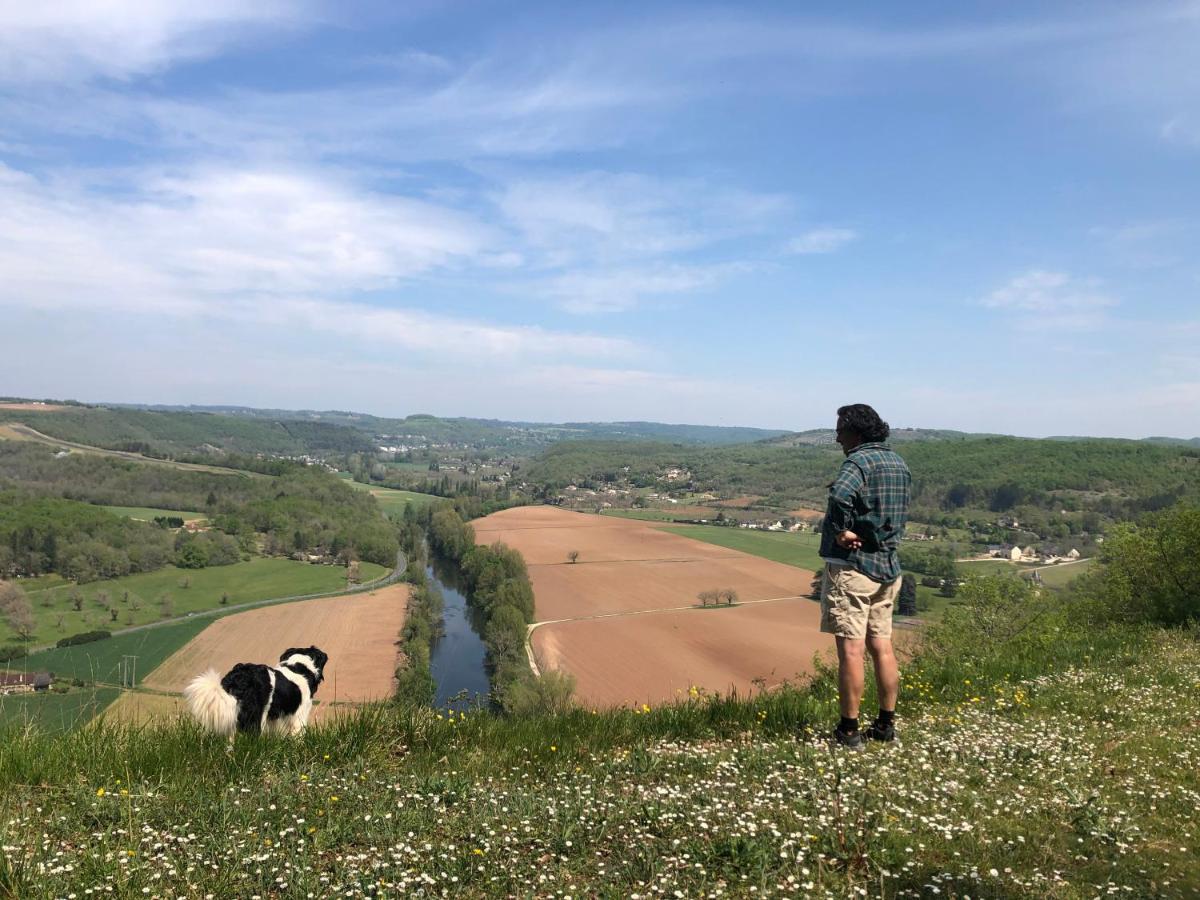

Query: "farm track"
left=0, top=422, right=269, bottom=477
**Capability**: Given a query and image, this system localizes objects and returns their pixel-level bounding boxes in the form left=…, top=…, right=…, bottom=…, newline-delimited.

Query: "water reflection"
left=426, top=558, right=492, bottom=711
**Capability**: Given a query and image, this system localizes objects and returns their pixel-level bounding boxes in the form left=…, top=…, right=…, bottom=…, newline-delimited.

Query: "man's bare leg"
left=835, top=636, right=866, bottom=720
left=866, top=636, right=899, bottom=712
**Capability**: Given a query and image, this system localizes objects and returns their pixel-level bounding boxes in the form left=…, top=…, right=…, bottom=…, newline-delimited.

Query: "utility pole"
left=120, top=655, right=138, bottom=689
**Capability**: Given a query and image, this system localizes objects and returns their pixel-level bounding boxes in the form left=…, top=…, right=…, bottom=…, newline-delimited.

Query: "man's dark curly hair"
left=836, top=404, right=890, bottom=443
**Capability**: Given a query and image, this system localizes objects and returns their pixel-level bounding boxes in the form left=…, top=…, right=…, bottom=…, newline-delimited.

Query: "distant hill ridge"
left=2, top=399, right=1196, bottom=450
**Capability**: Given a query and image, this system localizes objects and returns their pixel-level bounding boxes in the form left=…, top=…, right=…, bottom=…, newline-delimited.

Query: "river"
left=425, top=558, right=492, bottom=710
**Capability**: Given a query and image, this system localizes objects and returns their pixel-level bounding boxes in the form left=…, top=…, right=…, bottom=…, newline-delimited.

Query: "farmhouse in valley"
left=0, top=671, right=53, bottom=695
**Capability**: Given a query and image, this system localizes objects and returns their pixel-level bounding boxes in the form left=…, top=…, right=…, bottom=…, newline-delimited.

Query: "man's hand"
left=836, top=529, right=863, bottom=550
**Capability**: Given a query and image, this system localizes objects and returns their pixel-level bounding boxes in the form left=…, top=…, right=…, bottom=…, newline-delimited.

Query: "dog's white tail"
left=182, top=669, right=237, bottom=736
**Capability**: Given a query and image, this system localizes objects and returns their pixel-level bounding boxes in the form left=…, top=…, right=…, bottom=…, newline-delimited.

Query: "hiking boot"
left=833, top=725, right=865, bottom=750
left=865, top=718, right=896, bottom=743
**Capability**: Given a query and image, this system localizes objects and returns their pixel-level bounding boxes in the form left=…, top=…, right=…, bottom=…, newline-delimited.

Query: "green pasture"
left=101, top=505, right=206, bottom=522
left=18, top=618, right=214, bottom=686
left=1029, top=557, right=1097, bottom=588
left=602, top=508, right=700, bottom=522
left=661, top=525, right=826, bottom=571
left=4, top=558, right=387, bottom=645
left=368, top=487, right=439, bottom=517
left=0, top=687, right=121, bottom=732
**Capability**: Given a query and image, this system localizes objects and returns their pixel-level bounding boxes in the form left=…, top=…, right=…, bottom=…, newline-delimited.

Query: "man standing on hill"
left=818, top=404, right=911, bottom=748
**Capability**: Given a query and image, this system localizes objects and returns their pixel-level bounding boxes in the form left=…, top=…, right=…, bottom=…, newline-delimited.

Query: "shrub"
left=501, top=670, right=576, bottom=716
left=1093, top=504, right=1200, bottom=627
left=0, top=644, right=27, bottom=662
left=55, top=629, right=112, bottom=648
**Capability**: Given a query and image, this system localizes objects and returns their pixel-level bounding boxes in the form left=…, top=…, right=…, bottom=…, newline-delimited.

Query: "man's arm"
left=828, top=460, right=865, bottom=549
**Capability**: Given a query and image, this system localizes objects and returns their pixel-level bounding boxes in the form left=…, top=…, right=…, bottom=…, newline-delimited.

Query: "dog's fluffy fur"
left=182, top=647, right=328, bottom=737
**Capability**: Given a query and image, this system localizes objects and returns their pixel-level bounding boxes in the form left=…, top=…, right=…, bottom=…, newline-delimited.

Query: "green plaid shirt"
left=819, top=442, right=911, bottom=582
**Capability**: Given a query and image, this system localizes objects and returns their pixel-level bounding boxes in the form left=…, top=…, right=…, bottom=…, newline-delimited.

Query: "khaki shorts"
left=820, top=563, right=899, bottom=640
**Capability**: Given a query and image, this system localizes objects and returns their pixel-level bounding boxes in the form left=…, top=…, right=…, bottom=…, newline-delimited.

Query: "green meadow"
left=18, top=617, right=215, bottom=686
left=6, top=558, right=387, bottom=646
left=368, top=487, right=439, bottom=517
left=0, top=687, right=121, bottom=733
left=660, top=524, right=827, bottom=570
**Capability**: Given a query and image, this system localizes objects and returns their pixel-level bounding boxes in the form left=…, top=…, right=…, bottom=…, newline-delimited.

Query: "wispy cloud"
left=785, top=227, right=858, bottom=255
left=981, top=270, right=1117, bottom=330
left=0, top=1, right=312, bottom=84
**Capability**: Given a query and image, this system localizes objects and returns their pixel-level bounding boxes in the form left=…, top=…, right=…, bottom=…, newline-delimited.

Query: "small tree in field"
left=697, top=589, right=719, bottom=607
left=347, top=561, right=361, bottom=585
left=55, top=613, right=66, bottom=631
left=567, top=550, right=580, bottom=564
left=2, top=584, right=35, bottom=640
left=220, top=591, right=230, bottom=606
left=158, top=593, right=173, bottom=619
left=179, top=576, right=191, bottom=590
left=70, top=587, right=84, bottom=612
left=96, top=589, right=110, bottom=609
left=110, top=608, right=119, bottom=623
left=719, top=588, right=738, bottom=607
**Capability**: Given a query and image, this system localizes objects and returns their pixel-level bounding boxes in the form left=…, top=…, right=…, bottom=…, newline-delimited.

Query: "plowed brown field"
left=106, top=585, right=409, bottom=726
left=473, top=506, right=825, bottom=707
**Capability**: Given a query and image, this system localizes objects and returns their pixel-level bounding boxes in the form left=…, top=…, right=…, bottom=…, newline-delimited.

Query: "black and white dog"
left=182, top=647, right=329, bottom=737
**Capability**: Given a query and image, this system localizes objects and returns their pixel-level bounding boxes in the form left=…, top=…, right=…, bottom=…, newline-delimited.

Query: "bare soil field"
left=0, top=402, right=71, bottom=412
left=474, top=506, right=825, bottom=706
left=532, top=600, right=825, bottom=707
left=787, top=507, right=825, bottom=522
left=712, top=495, right=762, bottom=508
left=106, top=584, right=409, bottom=726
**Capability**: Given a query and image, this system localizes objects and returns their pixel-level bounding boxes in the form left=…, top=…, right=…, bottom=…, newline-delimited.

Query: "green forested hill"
left=117, top=405, right=790, bottom=448
left=1, top=407, right=376, bottom=458
left=523, top=436, right=1200, bottom=518
left=0, top=441, right=400, bottom=572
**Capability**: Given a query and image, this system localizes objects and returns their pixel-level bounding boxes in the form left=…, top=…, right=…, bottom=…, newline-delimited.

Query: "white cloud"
left=0, top=161, right=632, bottom=361
left=786, top=227, right=858, bottom=255
left=0, top=1, right=311, bottom=84
left=981, top=270, right=1117, bottom=329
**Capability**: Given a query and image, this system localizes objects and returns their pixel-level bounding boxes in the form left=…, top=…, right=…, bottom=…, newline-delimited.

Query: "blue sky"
left=1, top=1, right=1197, bottom=437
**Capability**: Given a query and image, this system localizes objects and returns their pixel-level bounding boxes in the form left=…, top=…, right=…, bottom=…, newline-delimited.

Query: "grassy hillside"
left=0, top=630, right=1195, bottom=897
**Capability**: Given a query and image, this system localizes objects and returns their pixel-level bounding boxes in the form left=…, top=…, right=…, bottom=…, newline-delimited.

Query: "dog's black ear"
left=308, top=647, right=329, bottom=671
left=279, top=647, right=306, bottom=663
